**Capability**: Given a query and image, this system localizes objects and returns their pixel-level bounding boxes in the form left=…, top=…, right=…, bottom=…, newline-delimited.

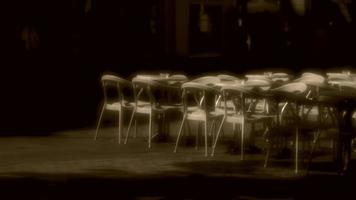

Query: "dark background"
left=1, top=0, right=355, bottom=135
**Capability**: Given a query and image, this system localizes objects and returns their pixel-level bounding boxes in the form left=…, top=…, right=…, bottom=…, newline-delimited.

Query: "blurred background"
left=1, top=0, right=355, bottom=135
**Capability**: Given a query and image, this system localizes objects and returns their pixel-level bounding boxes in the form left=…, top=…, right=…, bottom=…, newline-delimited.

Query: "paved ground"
left=0, top=126, right=355, bottom=199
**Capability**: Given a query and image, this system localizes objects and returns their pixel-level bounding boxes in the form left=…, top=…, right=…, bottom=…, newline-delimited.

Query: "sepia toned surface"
left=0, top=126, right=355, bottom=199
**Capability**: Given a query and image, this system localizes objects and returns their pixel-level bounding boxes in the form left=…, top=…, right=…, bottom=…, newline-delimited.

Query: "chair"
left=174, top=81, right=224, bottom=156
left=211, top=84, right=275, bottom=158
left=332, top=83, right=356, bottom=173
left=294, top=72, right=327, bottom=123
left=95, top=74, right=134, bottom=143
left=166, top=74, right=189, bottom=87
left=307, top=81, right=356, bottom=173
left=124, top=77, right=181, bottom=148
left=264, top=82, right=308, bottom=173
left=215, top=74, right=241, bottom=107
left=243, top=76, right=272, bottom=115
left=192, top=75, right=222, bottom=109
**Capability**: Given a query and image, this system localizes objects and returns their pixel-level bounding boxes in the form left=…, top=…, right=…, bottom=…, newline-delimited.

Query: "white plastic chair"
left=124, top=77, right=181, bottom=148
left=264, top=82, right=308, bottom=173
left=295, top=73, right=326, bottom=118
left=211, top=84, right=275, bottom=158
left=174, top=81, right=224, bottom=156
left=95, top=74, right=134, bottom=143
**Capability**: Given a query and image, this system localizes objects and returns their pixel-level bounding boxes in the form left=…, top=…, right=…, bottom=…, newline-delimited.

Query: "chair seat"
left=186, top=109, right=224, bottom=121
left=215, top=107, right=236, bottom=115
left=225, top=113, right=275, bottom=124
left=216, top=100, right=235, bottom=109
left=187, top=106, right=200, bottom=112
left=132, top=102, right=182, bottom=114
left=106, top=102, right=121, bottom=111
left=302, top=106, right=319, bottom=117
left=106, top=101, right=136, bottom=111
left=154, top=104, right=182, bottom=113
left=226, top=114, right=243, bottom=123
left=135, top=105, right=151, bottom=114
left=253, top=101, right=267, bottom=113
left=248, top=114, right=276, bottom=122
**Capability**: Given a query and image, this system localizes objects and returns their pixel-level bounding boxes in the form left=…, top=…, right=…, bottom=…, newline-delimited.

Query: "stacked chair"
left=263, top=82, right=308, bottom=173
left=174, top=76, right=224, bottom=157
left=124, top=75, right=183, bottom=149
left=95, top=74, right=134, bottom=144
left=95, top=70, right=356, bottom=174
left=212, top=82, right=275, bottom=159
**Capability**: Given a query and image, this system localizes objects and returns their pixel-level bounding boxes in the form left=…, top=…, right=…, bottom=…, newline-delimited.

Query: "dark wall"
left=1, top=0, right=167, bottom=135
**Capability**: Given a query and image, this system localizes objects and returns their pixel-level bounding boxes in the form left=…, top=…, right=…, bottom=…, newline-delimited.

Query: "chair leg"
left=264, top=125, right=272, bottom=168
left=185, top=120, right=192, bottom=137
left=209, top=120, right=216, bottom=141
left=208, top=119, right=216, bottom=146
left=221, top=125, right=226, bottom=138
left=211, top=116, right=226, bottom=156
left=124, top=109, right=136, bottom=144
left=174, top=114, right=186, bottom=153
left=232, top=123, right=237, bottom=141
left=163, top=113, right=169, bottom=139
left=118, top=110, right=123, bottom=144
left=94, top=105, right=106, bottom=140
left=241, top=119, right=245, bottom=160
left=148, top=112, right=153, bottom=149
left=264, top=141, right=271, bottom=168
left=196, top=122, right=201, bottom=150
left=204, top=118, right=208, bottom=157
left=295, top=127, right=299, bottom=174
left=306, top=129, right=321, bottom=173
left=134, top=119, right=137, bottom=138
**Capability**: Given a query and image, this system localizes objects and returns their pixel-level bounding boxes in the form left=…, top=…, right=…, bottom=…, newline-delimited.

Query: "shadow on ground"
left=1, top=161, right=355, bottom=200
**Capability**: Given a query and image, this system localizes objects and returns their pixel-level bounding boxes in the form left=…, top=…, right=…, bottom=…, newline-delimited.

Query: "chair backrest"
left=245, top=74, right=268, bottom=80
left=101, top=74, right=133, bottom=104
left=244, top=77, right=272, bottom=91
left=132, top=77, right=180, bottom=107
left=191, top=76, right=221, bottom=85
left=132, top=77, right=168, bottom=107
left=271, top=72, right=291, bottom=82
left=271, top=72, right=289, bottom=77
left=271, top=82, right=307, bottom=94
left=170, top=74, right=189, bottom=81
left=270, top=82, right=308, bottom=102
left=217, top=74, right=240, bottom=82
left=327, top=73, right=352, bottom=82
left=181, top=82, right=219, bottom=112
left=167, top=74, right=189, bottom=87
left=220, top=85, right=257, bottom=115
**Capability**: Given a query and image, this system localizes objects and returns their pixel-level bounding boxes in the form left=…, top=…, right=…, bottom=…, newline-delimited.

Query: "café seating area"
left=94, top=70, right=356, bottom=174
